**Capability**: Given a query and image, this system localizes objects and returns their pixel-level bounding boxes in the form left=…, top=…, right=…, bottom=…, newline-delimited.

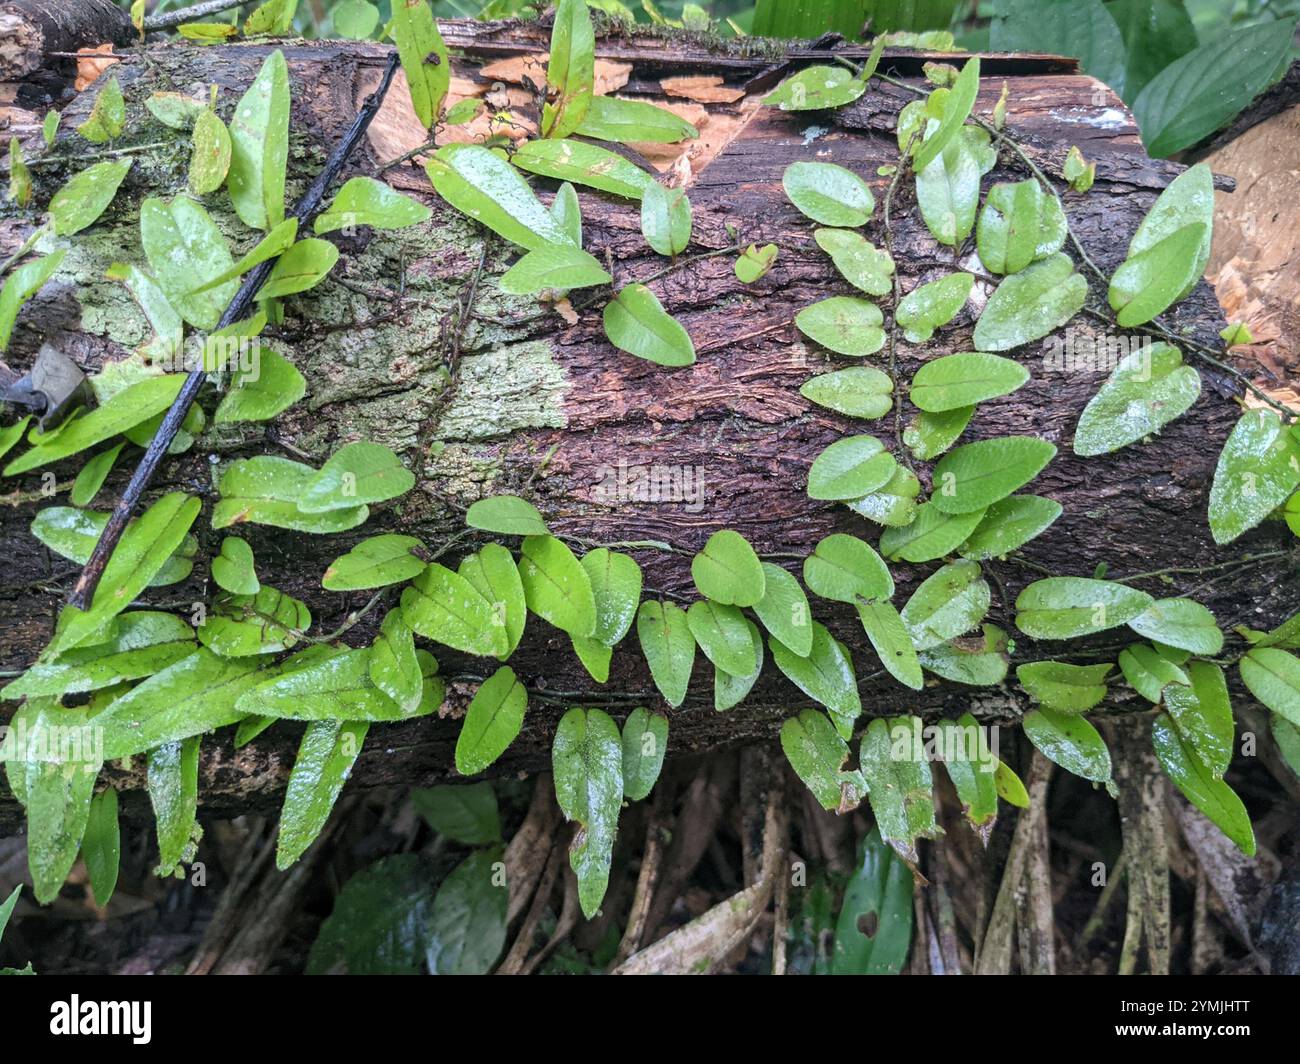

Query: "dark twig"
left=69, top=53, right=402, bottom=610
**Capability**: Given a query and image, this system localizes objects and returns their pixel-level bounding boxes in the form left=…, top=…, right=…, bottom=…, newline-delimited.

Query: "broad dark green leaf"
left=426, top=144, right=574, bottom=251
left=603, top=283, right=695, bottom=366
left=1153, top=714, right=1254, bottom=855
left=552, top=706, right=623, bottom=918
left=691, top=529, right=764, bottom=607
left=1132, top=20, right=1296, bottom=157
left=412, top=782, right=501, bottom=845
left=427, top=850, right=508, bottom=975
left=402, top=563, right=510, bottom=656
left=1015, top=577, right=1154, bottom=639
left=306, top=854, right=438, bottom=975
left=227, top=50, right=290, bottom=230
left=795, top=296, right=885, bottom=357
left=255, top=238, right=339, bottom=301
left=936, top=712, right=999, bottom=836
left=455, top=665, right=528, bottom=776
left=323, top=534, right=427, bottom=591
left=519, top=534, right=596, bottom=638
left=808, top=435, right=896, bottom=500
left=972, top=253, right=1087, bottom=352
left=782, top=161, right=875, bottom=227
left=991, top=0, right=1126, bottom=97
left=879, top=501, right=984, bottom=563
left=770, top=621, right=861, bottom=738
left=581, top=547, right=641, bottom=647
left=1106, top=0, right=1199, bottom=103
left=636, top=600, right=695, bottom=707
left=513, top=139, right=655, bottom=200
left=621, top=707, right=669, bottom=801
left=832, top=827, right=914, bottom=974
left=277, top=720, right=370, bottom=870
left=859, top=717, right=941, bottom=861
left=1208, top=409, right=1300, bottom=544
left=48, top=160, right=131, bottom=236
left=931, top=436, right=1056, bottom=515
left=910, top=352, right=1028, bottom=412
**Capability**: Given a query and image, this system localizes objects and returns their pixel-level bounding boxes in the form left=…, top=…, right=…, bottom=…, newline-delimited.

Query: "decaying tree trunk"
left=1, top=21, right=1296, bottom=826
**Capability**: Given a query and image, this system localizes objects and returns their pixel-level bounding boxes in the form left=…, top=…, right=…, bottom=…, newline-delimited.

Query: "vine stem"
left=143, top=0, right=251, bottom=31
left=881, top=132, right=919, bottom=475
left=67, top=53, right=403, bottom=611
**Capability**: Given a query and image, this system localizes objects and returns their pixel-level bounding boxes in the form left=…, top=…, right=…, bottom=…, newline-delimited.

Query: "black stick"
left=69, top=52, right=402, bottom=610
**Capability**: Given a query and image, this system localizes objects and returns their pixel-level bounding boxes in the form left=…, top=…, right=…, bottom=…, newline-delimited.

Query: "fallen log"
left=0, top=23, right=1295, bottom=827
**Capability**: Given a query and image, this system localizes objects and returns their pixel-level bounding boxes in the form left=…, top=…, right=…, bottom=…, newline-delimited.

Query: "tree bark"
left=1, top=25, right=1295, bottom=826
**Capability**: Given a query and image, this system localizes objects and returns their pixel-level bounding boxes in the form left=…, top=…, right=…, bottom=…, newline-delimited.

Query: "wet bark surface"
left=1, top=25, right=1296, bottom=824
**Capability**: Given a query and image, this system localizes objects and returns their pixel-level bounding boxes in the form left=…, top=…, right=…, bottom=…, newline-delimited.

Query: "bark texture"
left=1, top=24, right=1296, bottom=824
left=0, top=0, right=134, bottom=82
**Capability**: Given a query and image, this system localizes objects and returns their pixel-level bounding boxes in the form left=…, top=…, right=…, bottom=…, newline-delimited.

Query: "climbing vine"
left=0, top=0, right=1299, bottom=972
